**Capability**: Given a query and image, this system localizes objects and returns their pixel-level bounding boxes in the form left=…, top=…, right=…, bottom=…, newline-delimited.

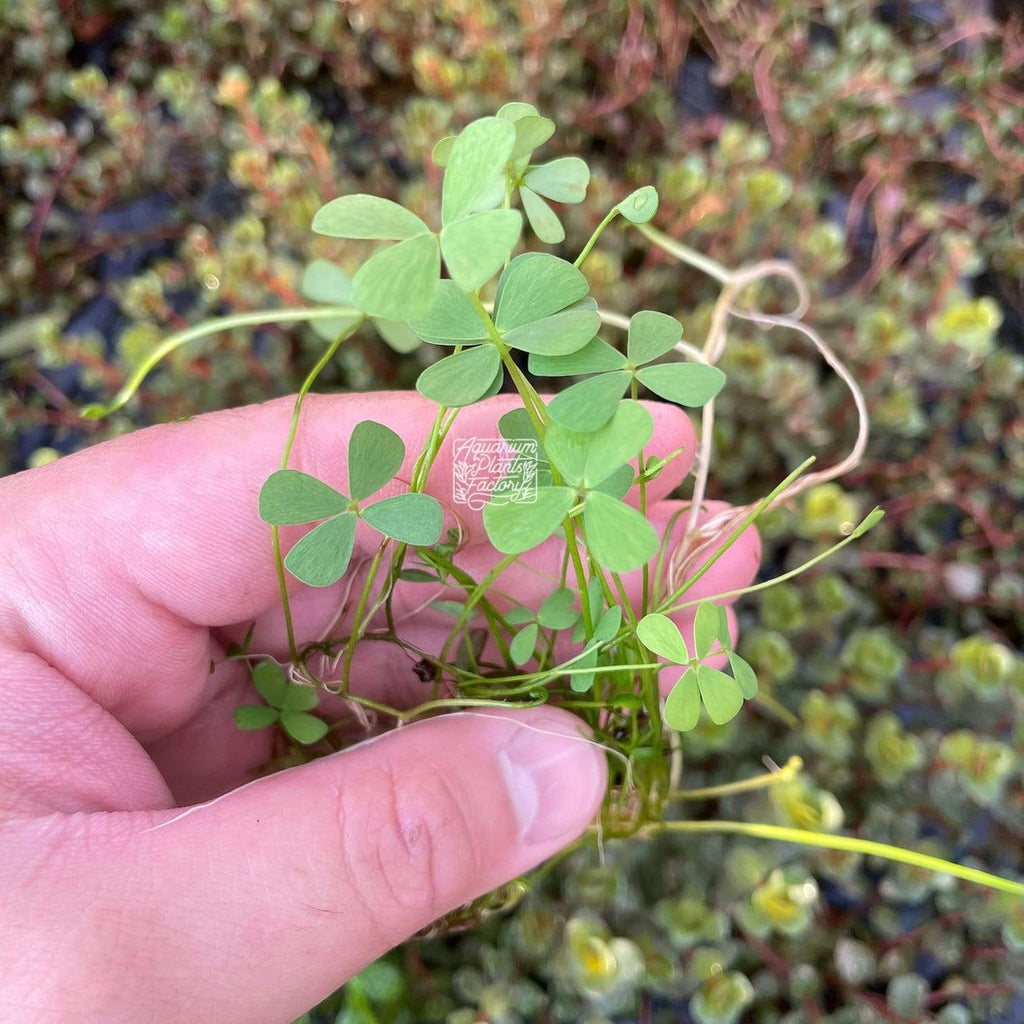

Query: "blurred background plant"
left=1, top=1, right=1021, bottom=1020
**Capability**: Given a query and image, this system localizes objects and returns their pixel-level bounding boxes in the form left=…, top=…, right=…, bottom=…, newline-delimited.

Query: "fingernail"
left=497, top=721, right=605, bottom=846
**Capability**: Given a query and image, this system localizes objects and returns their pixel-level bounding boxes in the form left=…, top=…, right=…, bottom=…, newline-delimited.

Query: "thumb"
left=14, top=708, right=605, bottom=1024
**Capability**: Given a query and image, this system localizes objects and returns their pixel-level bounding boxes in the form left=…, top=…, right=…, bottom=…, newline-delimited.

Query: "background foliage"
left=1, top=1, right=1021, bottom=1021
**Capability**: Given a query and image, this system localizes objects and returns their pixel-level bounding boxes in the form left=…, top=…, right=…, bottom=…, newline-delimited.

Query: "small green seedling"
left=81, top=104, right=1023, bottom=912
left=234, top=660, right=329, bottom=745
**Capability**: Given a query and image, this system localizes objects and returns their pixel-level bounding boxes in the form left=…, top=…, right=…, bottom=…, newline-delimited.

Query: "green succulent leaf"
left=547, top=371, right=631, bottom=431
left=693, top=601, right=721, bottom=660
left=636, top=362, right=726, bottom=407
left=441, top=116, right=516, bottom=225
left=483, top=485, right=575, bottom=554
left=519, top=185, right=565, bottom=244
left=493, top=253, right=589, bottom=331
left=234, top=705, right=280, bottom=730
left=351, top=233, right=440, bottom=320
left=665, top=668, right=701, bottom=731
left=583, top=490, right=659, bottom=572
left=524, top=157, right=590, bottom=204
left=283, top=512, right=358, bottom=587
left=627, top=310, right=683, bottom=364
left=347, top=420, right=404, bottom=501
left=529, top=337, right=628, bottom=377
left=409, top=280, right=490, bottom=344
left=510, top=622, right=539, bottom=666
left=440, top=208, right=523, bottom=291
left=696, top=665, right=745, bottom=725
left=637, top=613, right=690, bottom=663
left=252, top=659, right=289, bottom=707
left=312, top=194, right=430, bottom=240
left=373, top=319, right=422, bottom=353
left=501, top=299, right=600, bottom=356
left=538, top=588, right=579, bottom=630
left=729, top=652, right=759, bottom=699
left=360, top=492, right=443, bottom=545
left=259, top=470, right=348, bottom=525
left=616, top=185, right=659, bottom=224
left=279, top=710, right=330, bottom=745
left=416, top=344, right=501, bottom=406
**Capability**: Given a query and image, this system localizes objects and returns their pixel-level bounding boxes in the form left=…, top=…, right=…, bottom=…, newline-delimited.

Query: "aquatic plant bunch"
left=81, top=105, right=1022, bottom=907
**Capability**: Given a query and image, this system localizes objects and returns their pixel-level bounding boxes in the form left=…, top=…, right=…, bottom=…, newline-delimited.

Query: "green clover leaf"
left=441, top=104, right=587, bottom=246
left=616, top=185, right=659, bottom=224
left=510, top=622, right=539, bottom=667
left=640, top=609, right=759, bottom=730
left=411, top=252, right=598, bottom=405
left=258, top=421, right=443, bottom=586
left=530, top=310, right=726, bottom=432
left=352, top=233, right=441, bottom=321
left=348, top=420, right=405, bottom=501
left=483, top=485, right=576, bottom=554
left=415, top=345, right=502, bottom=407
left=441, top=116, right=516, bottom=225
left=439, top=208, right=523, bottom=292
left=312, top=194, right=430, bottom=240
left=300, top=260, right=420, bottom=353
left=234, top=660, right=328, bottom=746
left=483, top=401, right=656, bottom=571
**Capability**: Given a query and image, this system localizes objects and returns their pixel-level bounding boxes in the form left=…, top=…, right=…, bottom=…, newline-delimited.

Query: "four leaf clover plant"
left=80, top=103, right=1023, bottom=913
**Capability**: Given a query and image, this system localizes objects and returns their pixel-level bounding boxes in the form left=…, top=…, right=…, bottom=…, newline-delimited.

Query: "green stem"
left=272, top=527, right=299, bottom=663
left=636, top=224, right=732, bottom=285
left=574, top=207, right=620, bottom=269
left=668, top=756, right=803, bottom=801
left=639, top=820, right=1024, bottom=897
left=439, top=553, right=518, bottom=663
left=473, top=661, right=663, bottom=691
left=280, top=321, right=363, bottom=469
left=663, top=509, right=882, bottom=615
left=753, top=691, right=801, bottom=728
left=341, top=541, right=388, bottom=688
left=632, top=376, right=650, bottom=617
left=273, top=320, right=364, bottom=661
left=80, top=306, right=362, bottom=419
left=658, top=457, right=815, bottom=612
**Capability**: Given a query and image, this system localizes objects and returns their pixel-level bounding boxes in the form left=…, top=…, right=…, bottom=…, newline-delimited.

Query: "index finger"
left=0, top=392, right=695, bottom=735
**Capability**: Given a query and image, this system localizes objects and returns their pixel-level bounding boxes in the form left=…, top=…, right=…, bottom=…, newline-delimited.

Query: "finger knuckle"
left=338, top=758, right=480, bottom=930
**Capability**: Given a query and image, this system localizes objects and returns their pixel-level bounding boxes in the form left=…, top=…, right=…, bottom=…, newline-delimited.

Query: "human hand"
left=0, top=392, right=759, bottom=1023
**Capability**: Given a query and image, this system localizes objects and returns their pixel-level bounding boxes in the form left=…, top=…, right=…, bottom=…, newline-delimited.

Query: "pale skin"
left=0, top=392, right=759, bottom=1023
